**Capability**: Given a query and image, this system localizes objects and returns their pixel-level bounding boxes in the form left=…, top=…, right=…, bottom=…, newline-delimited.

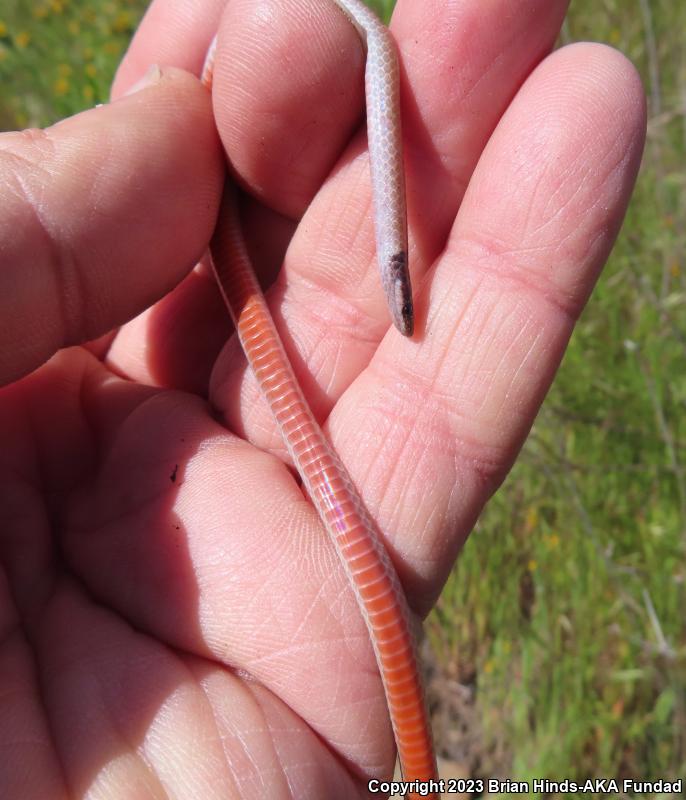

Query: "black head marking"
left=390, top=250, right=408, bottom=275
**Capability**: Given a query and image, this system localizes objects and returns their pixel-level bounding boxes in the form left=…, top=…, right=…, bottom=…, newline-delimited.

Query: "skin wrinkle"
left=30, top=629, right=86, bottom=800
left=140, top=672, right=228, bottom=796
left=129, top=728, right=173, bottom=799
left=541, top=111, right=611, bottom=223
left=286, top=574, right=340, bottom=647
left=245, top=641, right=341, bottom=693
left=249, top=684, right=324, bottom=797
left=425, top=265, right=481, bottom=361
left=65, top=467, right=166, bottom=541
left=284, top=120, right=330, bottom=186
left=532, top=161, right=609, bottom=256
left=9, top=636, right=70, bottom=799
left=228, top=520, right=345, bottom=665
left=457, top=235, right=583, bottom=322
left=218, top=724, right=257, bottom=799
left=366, top=415, right=409, bottom=534
left=447, top=297, right=550, bottom=435
left=317, top=336, right=345, bottom=397
left=526, top=167, right=583, bottom=244
left=458, top=33, right=515, bottom=108
left=500, top=325, right=549, bottom=419
left=292, top=292, right=378, bottom=394
left=38, top=362, right=92, bottom=507
left=349, top=363, right=500, bottom=520
left=381, top=435, right=444, bottom=561
left=468, top=304, right=526, bottom=419
left=486, top=312, right=545, bottom=421
left=0, top=634, right=61, bottom=800
left=20, top=379, right=61, bottom=523
left=360, top=367, right=513, bottom=494
left=293, top=279, right=372, bottom=344
left=0, top=145, right=54, bottom=184
left=2, top=150, right=74, bottom=351
left=404, top=412, right=490, bottom=520
left=1, top=391, right=39, bottom=487
left=136, top=696, right=202, bottom=799
left=573, top=139, right=638, bottom=235
left=0, top=126, right=57, bottom=161
left=214, top=710, right=265, bottom=800
left=315, top=159, right=376, bottom=292
left=80, top=140, right=115, bottom=283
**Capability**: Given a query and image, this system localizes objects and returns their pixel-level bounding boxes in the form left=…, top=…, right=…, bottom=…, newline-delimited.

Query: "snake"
left=201, top=1, right=438, bottom=795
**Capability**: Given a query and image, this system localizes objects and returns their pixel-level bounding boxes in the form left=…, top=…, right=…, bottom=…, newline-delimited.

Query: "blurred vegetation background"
left=1, top=0, right=683, bottom=795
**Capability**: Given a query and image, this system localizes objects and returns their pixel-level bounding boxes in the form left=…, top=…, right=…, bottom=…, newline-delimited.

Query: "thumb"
left=0, top=66, right=223, bottom=386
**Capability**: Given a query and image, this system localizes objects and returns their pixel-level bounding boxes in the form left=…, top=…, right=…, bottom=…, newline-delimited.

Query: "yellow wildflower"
left=483, top=659, right=494, bottom=675
left=113, top=11, right=132, bottom=33
left=0, top=20, right=7, bottom=37
left=0, top=47, right=7, bottom=63
left=85, top=63, right=97, bottom=78
left=83, top=85, right=94, bottom=102
left=524, top=505, right=538, bottom=532
left=609, top=28, right=621, bottom=45
left=32, top=6, right=49, bottom=20
left=14, top=31, right=31, bottom=49
left=104, top=41, right=120, bottom=56
left=527, top=559, right=537, bottom=572
left=68, top=20, right=80, bottom=35
left=51, top=0, right=65, bottom=14
left=545, top=533, right=560, bottom=550
left=82, top=46, right=94, bottom=60
left=54, top=77, right=69, bottom=96
left=670, top=262, right=680, bottom=278
left=58, top=63, right=73, bottom=77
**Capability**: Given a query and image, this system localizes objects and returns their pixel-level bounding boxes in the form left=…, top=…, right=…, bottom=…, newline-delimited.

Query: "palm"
left=0, top=0, right=645, bottom=798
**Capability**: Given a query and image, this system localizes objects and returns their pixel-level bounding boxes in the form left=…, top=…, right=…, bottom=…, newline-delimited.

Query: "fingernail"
left=124, top=64, right=162, bottom=96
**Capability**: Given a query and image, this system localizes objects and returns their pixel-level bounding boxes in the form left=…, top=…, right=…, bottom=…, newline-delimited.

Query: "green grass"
left=0, top=0, right=138, bottom=127
left=1, top=0, right=684, bottom=794
left=366, top=0, right=395, bottom=21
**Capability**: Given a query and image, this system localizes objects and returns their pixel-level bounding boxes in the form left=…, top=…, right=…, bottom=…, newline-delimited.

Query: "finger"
left=330, top=43, right=646, bottom=607
left=114, top=0, right=367, bottom=219
left=210, top=0, right=571, bottom=454
left=0, top=68, right=223, bottom=386
left=210, top=0, right=367, bottom=217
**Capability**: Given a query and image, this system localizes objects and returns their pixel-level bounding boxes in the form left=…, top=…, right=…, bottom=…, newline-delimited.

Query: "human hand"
left=0, top=1, right=645, bottom=798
